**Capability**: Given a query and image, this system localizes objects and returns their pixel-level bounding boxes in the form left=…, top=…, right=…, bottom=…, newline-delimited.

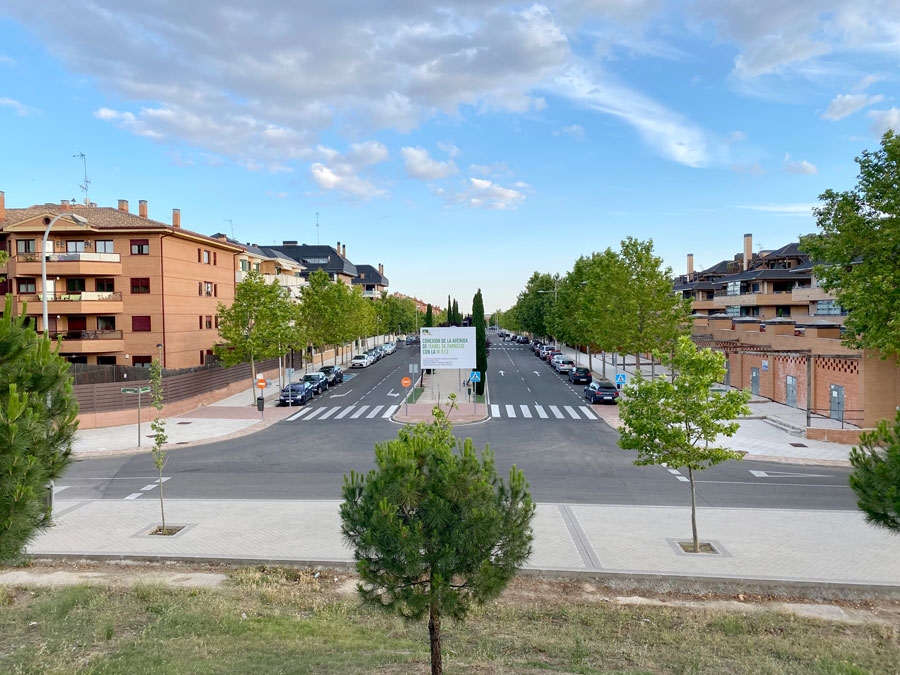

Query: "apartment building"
left=211, top=234, right=307, bottom=299
left=676, top=232, right=897, bottom=431
left=352, top=264, right=389, bottom=298
left=268, top=240, right=358, bottom=284
left=0, top=191, right=242, bottom=368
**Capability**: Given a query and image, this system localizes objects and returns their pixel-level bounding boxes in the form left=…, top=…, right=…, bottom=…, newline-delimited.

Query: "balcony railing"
left=27, top=292, right=122, bottom=302
left=16, top=252, right=121, bottom=263
left=47, top=329, right=123, bottom=340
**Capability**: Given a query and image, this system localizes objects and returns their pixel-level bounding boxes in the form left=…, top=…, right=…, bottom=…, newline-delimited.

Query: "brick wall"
left=772, top=354, right=808, bottom=409
left=814, top=356, right=860, bottom=423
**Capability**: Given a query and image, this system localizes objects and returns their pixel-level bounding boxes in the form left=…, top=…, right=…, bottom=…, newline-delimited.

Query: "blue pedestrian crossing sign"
left=615, top=374, right=627, bottom=384
left=470, top=371, right=481, bottom=382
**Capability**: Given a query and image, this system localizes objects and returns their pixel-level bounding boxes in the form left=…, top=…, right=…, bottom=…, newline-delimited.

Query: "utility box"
left=256, top=396, right=265, bottom=412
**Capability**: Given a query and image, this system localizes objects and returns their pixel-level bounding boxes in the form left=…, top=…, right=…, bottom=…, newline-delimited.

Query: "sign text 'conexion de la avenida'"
left=420, top=327, right=476, bottom=369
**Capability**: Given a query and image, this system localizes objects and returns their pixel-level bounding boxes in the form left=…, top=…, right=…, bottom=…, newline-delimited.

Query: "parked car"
left=351, top=354, right=370, bottom=368
left=531, top=340, right=543, bottom=352
left=302, top=372, right=329, bottom=394
left=279, top=382, right=315, bottom=406
left=554, top=359, right=575, bottom=373
left=538, top=345, right=551, bottom=358
left=517, top=335, right=530, bottom=344
left=405, top=335, right=418, bottom=345
left=318, top=365, right=344, bottom=386
left=585, top=380, right=619, bottom=404
left=545, top=350, right=562, bottom=363
left=568, top=367, right=592, bottom=384
left=382, top=342, right=396, bottom=355
left=366, top=348, right=381, bottom=362
left=549, top=354, right=566, bottom=368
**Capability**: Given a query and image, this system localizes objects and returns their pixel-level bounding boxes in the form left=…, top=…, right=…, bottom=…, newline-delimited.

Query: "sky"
left=1, top=1, right=898, bottom=315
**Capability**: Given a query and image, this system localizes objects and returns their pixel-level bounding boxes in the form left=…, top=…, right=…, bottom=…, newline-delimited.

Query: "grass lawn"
left=1, top=567, right=898, bottom=674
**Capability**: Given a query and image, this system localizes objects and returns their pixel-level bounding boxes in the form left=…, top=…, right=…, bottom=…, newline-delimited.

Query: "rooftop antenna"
left=72, top=152, right=90, bottom=204
left=224, top=217, right=234, bottom=239
left=316, top=211, right=320, bottom=245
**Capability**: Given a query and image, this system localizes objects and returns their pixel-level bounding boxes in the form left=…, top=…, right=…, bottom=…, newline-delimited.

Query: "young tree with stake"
left=149, top=355, right=170, bottom=534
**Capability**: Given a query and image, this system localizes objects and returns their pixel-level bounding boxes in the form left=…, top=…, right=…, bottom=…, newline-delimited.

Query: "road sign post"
left=401, top=376, right=412, bottom=415
left=469, top=370, right=481, bottom=414
left=257, top=377, right=267, bottom=419
left=615, top=373, right=627, bottom=390
left=121, top=386, right=151, bottom=447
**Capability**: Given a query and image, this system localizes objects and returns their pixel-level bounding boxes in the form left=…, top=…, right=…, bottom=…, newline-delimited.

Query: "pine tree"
left=424, top=303, right=434, bottom=328
left=1, top=295, right=79, bottom=562
left=473, top=289, right=487, bottom=396
left=849, top=410, right=900, bottom=533
left=341, top=404, right=534, bottom=675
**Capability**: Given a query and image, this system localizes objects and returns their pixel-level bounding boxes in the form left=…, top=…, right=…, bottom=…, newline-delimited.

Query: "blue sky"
left=1, top=2, right=898, bottom=314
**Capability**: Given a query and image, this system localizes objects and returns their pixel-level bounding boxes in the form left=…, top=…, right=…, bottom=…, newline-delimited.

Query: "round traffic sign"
left=401, top=376, right=411, bottom=387
left=256, top=378, right=266, bottom=389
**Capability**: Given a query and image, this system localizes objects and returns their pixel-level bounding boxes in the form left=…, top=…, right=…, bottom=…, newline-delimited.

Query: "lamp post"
left=41, top=212, right=87, bottom=336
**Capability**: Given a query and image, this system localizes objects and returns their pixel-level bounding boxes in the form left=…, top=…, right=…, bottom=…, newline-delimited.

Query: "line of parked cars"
left=530, top=339, right=620, bottom=405
left=350, top=341, right=398, bottom=368
left=279, top=364, right=346, bottom=406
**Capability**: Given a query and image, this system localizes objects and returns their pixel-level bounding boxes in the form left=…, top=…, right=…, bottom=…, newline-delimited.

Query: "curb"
left=25, top=553, right=900, bottom=601
left=741, top=454, right=852, bottom=468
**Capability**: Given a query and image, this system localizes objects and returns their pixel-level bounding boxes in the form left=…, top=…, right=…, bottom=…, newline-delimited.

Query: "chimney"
left=60, top=199, right=71, bottom=211
left=342, top=244, right=346, bottom=258
left=89, top=202, right=97, bottom=207
left=118, top=199, right=129, bottom=213
left=337, top=240, right=341, bottom=255
left=743, top=233, right=752, bottom=271
left=687, top=253, right=694, bottom=279
left=172, top=208, right=181, bottom=228
left=139, top=200, right=148, bottom=218
left=0, top=191, right=5, bottom=222
left=379, top=263, right=383, bottom=276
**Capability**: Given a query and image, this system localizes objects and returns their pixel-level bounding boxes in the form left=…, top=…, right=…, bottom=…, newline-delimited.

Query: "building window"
left=204, top=282, right=213, bottom=297
left=95, top=278, right=115, bottom=293
left=97, top=355, right=116, bottom=365
left=66, top=278, right=86, bottom=293
left=197, top=248, right=202, bottom=263
left=95, top=240, right=114, bottom=253
left=213, top=283, right=218, bottom=297
left=213, top=252, right=217, bottom=266
left=816, top=300, right=846, bottom=316
left=199, top=350, right=205, bottom=365
left=130, top=278, right=150, bottom=294
left=240, top=259, right=250, bottom=272
left=214, top=315, right=219, bottom=329
left=130, top=239, right=149, bottom=255
left=726, top=281, right=740, bottom=296
left=198, top=281, right=203, bottom=296
left=132, top=356, right=152, bottom=368
left=66, top=241, right=86, bottom=253
left=17, top=278, right=36, bottom=294
left=203, top=250, right=210, bottom=264
left=254, top=263, right=260, bottom=273
left=132, top=316, right=151, bottom=332
left=725, top=305, right=740, bottom=317
left=205, top=315, right=212, bottom=329
left=275, top=266, right=282, bottom=275
left=16, top=239, right=35, bottom=253
left=199, top=315, right=204, bottom=330
left=97, top=316, right=116, bottom=331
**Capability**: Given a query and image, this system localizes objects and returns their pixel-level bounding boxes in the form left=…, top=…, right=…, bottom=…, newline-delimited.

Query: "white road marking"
left=335, top=406, right=355, bottom=419
left=330, top=390, right=352, bottom=398
left=382, top=405, right=398, bottom=418
left=317, top=407, right=340, bottom=420
left=366, top=405, right=384, bottom=418
left=505, top=404, right=516, bottom=418
left=351, top=405, right=369, bottom=419
left=667, top=468, right=681, bottom=475
left=564, top=406, right=581, bottom=419
left=579, top=406, right=597, bottom=419
left=52, top=485, right=70, bottom=495
left=549, top=405, right=564, bottom=419
left=676, top=476, right=690, bottom=482
left=287, top=408, right=310, bottom=421
left=141, top=484, right=160, bottom=491
left=491, top=404, right=501, bottom=417
left=303, top=407, right=326, bottom=420
left=124, top=493, right=143, bottom=500
left=520, top=404, right=532, bottom=418
left=534, top=405, right=548, bottom=419
left=748, top=470, right=831, bottom=479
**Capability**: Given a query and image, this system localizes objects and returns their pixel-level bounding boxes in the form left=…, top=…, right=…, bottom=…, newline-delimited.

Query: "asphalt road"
left=60, top=336, right=857, bottom=510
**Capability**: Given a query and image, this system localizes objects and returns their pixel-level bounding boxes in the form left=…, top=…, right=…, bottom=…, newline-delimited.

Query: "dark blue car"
left=279, top=382, right=315, bottom=406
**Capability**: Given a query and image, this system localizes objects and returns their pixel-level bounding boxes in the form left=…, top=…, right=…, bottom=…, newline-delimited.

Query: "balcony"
left=15, top=252, right=122, bottom=276
left=47, top=329, right=124, bottom=354
left=792, top=286, right=833, bottom=302
left=713, top=289, right=808, bottom=307
left=18, top=292, right=123, bottom=315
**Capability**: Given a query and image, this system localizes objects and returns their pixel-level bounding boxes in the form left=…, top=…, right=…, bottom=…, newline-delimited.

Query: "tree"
left=801, top=131, right=900, bottom=358
left=1, top=295, right=79, bottom=562
left=849, top=410, right=900, bottom=533
left=514, top=272, right=556, bottom=338
left=149, top=355, right=171, bottom=535
left=451, top=299, right=460, bottom=326
left=618, top=336, right=751, bottom=552
left=424, top=303, right=433, bottom=328
left=340, top=404, right=534, bottom=675
left=581, top=249, right=629, bottom=377
left=472, top=289, right=487, bottom=396
left=215, top=271, right=300, bottom=403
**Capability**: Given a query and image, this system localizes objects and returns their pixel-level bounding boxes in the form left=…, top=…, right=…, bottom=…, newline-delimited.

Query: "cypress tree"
left=473, top=289, right=487, bottom=396
left=424, top=304, right=433, bottom=328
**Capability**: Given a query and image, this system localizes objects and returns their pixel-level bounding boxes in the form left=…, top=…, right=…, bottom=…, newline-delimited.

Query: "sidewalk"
left=553, top=343, right=858, bottom=465
left=28, top=499, right=900, bottom=596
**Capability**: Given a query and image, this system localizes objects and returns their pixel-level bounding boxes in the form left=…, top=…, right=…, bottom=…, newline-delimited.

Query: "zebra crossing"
left=286, top=404, right=399, bottom=422
left=490, top=403, right=599, bottom=421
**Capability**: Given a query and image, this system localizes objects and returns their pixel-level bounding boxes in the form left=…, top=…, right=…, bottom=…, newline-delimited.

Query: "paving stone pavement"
left=28, top=500, right=900, bottom=588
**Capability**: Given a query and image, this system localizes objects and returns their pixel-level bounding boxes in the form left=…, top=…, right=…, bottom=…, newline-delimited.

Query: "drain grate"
left=789, top=442, right=807, bottom=447
left=177, top=421, right=193, bottom=425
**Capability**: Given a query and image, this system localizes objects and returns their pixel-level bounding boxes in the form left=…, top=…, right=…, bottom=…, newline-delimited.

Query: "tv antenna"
left=316, top=211, right=320, bottom=245
left=73, top=152, right=90, bottom=204
left=224, top=218, right=234, bottom=239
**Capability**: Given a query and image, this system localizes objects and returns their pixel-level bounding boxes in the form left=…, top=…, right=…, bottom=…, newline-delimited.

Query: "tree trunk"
left=158, top=464, right=166, bottom=533
left=635, top=351, right=640, bottom=375
left=250, top=355, right=257, bottom=405
left=688, top=466, right=699, bottom=553
left=429, top=604, right=442, bottom=675
left=588, top=349, right=592, bottom=372
left=651, top=356, right=656, bottom=380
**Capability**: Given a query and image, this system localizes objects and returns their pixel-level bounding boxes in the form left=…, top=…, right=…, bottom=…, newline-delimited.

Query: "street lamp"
left=41, top=212, right=87, bottom=337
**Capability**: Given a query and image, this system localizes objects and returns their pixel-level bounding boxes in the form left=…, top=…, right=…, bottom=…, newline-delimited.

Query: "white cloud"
left=401, top=147, right=458, bottom=180
left=553, top=123, right=585, bottom=139
left=868, top=108, right=900, bottom=136
left=730, top=162, right=764, bottom=176
left=310, top=163, right=383, bottom=199
left=783, top=153, right=818, bottom=174
left=437, top=141, right=461, bottom=158
left=308, top=142, right=389, bottom=199
left=726, top=130, right=747, bottom=143
left=468, top=162, right=512, bottom=177
left=853, top=73, right=884, bottom=91
left=448, top=177, right=526, bottom=210
left=0, top=54, right=15, bottom=66
left=0, top=97, right=37, bottom=116
left=266, top=190, right=288, bottom=199
left=821, top=93, right=884, bottom=120
left=737, top=203, right=816, bottom=215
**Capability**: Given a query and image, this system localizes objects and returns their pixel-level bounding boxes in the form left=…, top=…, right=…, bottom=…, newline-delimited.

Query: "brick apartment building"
left=0, top=191, right=242, bottom=369
left=675, top=232, right=899, bottom=432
